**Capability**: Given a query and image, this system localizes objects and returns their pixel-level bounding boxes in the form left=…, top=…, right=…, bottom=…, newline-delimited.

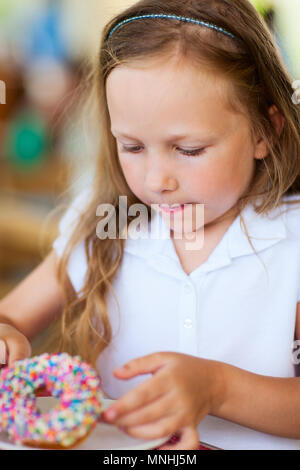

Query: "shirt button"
left=184, top=283, right=192, bottom=293
left=184, top=318, right=193, bottom=328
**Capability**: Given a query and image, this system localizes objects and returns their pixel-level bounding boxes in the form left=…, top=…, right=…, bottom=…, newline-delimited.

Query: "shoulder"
left=53, top=187, right=93, bottom=259
left=59, top=187, right=93, bottom=233
left=66, top=187, right=93, bottom=214
left=280, top=194, right=300, bottom=241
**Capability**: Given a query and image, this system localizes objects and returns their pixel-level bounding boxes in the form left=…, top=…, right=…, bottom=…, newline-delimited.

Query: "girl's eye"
left=178, top=148, right=206, bottom=157
left=120, top=146, right=206, bottom=157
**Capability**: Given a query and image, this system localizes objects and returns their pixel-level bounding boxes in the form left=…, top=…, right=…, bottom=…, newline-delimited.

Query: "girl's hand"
left=0, top=323, right=31, bottom=368
left=102, top=352, right=225, bottom=450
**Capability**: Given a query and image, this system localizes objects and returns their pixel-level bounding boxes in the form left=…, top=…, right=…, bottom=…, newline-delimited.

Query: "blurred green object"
left=251, top=0, right=273, bottom=17
left=4, top=111, right=49, bottom=172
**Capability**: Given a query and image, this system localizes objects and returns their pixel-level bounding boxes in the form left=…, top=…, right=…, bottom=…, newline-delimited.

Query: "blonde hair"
left=38, top=0, right=300, bottom=374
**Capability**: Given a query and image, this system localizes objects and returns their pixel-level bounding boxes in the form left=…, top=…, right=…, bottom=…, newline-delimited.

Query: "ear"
left=254, top=104, right=286, bottom=160
left=268, top=104, right=285, bottom=137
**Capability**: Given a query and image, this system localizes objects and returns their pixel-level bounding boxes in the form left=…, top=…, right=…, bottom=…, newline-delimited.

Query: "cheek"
left=119, top=157, right=144, bottom=191
left=220, top=152, right=255, bottom=190
left=187, top=154, right=254, bottom=198
left=119, top=156, right=136, bottom=180
left=185, top=164, right=224, bottom=197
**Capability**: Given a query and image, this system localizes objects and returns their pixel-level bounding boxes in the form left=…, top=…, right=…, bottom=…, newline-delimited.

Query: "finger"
left=103, top=374, right=169, bottom=422
left=113, top=352, right=171, bottom=378
left=114, top=392, right=174, bottom=427
left=0, top=339, right=7, bottom=367
left=6, top=337, right=31, bottom=366
left=120, top=414, right=180, bottom=440
left=157, top=426, right=200, bottom=450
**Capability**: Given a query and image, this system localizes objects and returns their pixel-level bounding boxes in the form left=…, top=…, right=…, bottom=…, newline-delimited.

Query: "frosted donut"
left=0, top=352, right=103, bottom=449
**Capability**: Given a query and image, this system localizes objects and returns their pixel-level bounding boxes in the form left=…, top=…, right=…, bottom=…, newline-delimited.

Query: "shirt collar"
left=227, top=200, right=287, bottom=259
left=123, top=201, right=287, bottom=280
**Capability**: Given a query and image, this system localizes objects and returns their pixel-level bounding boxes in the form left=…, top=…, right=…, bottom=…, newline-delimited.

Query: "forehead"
left=106, top=57, right=240, bottom=134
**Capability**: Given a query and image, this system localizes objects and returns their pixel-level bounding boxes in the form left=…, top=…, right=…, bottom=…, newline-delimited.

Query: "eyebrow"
left=111, top=129, right=216, bottom=142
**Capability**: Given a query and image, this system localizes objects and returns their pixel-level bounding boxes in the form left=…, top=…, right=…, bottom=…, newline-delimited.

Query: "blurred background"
left=0, top=0, right=299, bottom=354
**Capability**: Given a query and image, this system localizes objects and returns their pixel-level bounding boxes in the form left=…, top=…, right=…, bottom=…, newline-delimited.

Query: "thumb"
left=6, top=337, right=32, bottom=367
left=0, top=339, right=7, bottom=367
left=158, top=426, right=200, bottom=450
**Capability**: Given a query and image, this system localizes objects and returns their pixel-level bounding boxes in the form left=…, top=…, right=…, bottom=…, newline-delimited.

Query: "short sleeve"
left=52, top=188, right=92, bottom=258
left=281, top=196, right=300, bottom=303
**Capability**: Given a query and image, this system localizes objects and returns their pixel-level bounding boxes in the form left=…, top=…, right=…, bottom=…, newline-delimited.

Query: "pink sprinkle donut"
left=0, top=352, right=104, bottom=449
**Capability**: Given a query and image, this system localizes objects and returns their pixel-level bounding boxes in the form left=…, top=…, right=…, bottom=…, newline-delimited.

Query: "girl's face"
left=106, top=57, right=266, bottom=237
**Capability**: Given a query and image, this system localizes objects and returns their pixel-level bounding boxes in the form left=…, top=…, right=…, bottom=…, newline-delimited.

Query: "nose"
left=144, top=157, right=178, bottom=194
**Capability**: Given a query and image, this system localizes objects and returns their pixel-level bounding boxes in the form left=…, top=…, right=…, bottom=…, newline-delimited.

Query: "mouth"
left=158, top=203, right=193, bottom=213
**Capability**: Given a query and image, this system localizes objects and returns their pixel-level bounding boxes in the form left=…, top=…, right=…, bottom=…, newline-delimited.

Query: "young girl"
left=1, top=0, right=300, bottom=450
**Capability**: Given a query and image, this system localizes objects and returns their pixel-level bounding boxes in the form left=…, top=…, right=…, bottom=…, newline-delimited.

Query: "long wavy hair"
left=37, top=0, right=300, bottom=377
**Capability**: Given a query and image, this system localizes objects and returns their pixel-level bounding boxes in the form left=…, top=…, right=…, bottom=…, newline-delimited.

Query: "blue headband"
left=107, top=14, right=236, bottom=40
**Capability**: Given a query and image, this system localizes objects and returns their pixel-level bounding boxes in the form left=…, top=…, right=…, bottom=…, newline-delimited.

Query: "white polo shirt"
left=53, top=189, right=300, bottom=450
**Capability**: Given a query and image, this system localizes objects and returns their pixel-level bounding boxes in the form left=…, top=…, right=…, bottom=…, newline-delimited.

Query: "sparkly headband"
left=107, top=14, right=236, bottom=40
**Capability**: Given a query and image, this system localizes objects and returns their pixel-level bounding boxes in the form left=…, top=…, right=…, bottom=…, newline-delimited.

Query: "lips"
left=159, top=202, right=193, bottom=207
left=158, top=203, right=193, bottom=213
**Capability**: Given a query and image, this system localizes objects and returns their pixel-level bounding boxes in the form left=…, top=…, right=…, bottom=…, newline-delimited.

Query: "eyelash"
left=120, top=145, right=206, bottom=157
